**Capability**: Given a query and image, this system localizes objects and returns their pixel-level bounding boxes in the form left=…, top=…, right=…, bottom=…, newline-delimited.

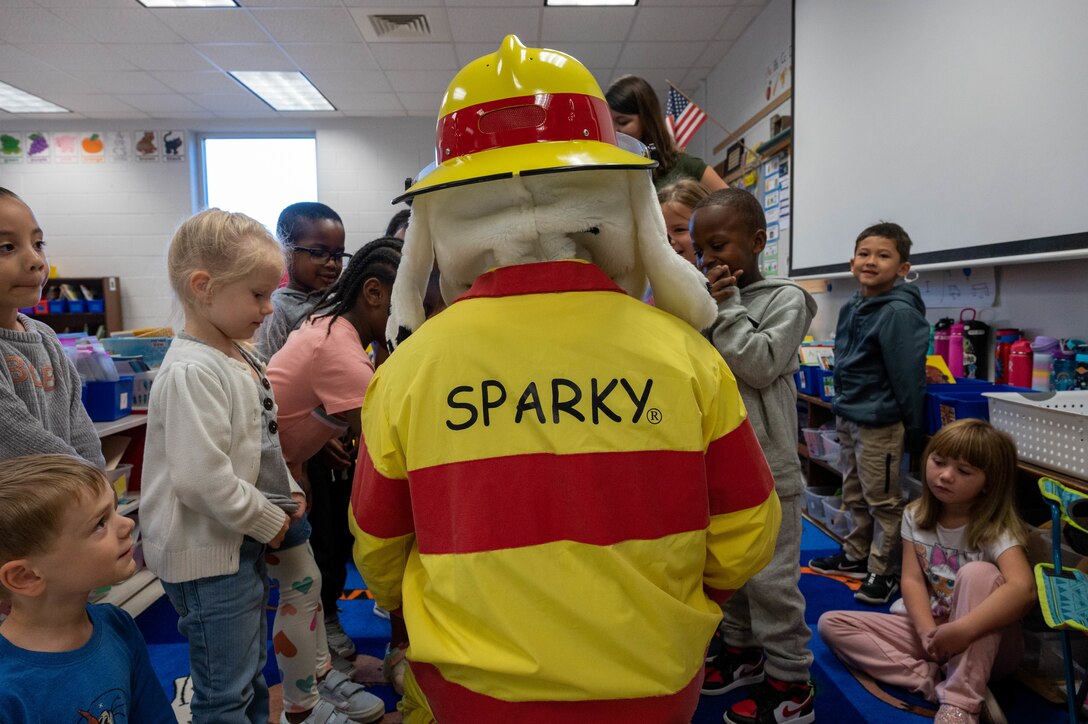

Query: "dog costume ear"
left=386, top=194, right=433, bottom=350
left=627, top=170, right=717, bottom=330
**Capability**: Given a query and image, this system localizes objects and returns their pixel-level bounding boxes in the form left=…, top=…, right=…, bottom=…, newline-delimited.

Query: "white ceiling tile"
left=250, top=8, right=364, bottom=43
left=695, top=41, right=731, bottom=69
left=446, top=8, right=539, bottom=44
left=322, top=90, right=403, bottom=113
left=42, top=93, right=137, bottom=113
left=194, top=43, right=294, bottom=71
left=151, top=70, right=241, bottom=94
left=0, top=8, right=88, bottom=43
left=383, top=70, right=451, bottom=94
left=17, top=43, right=137, bottom=72
left=627, top=5, right=732, bottom=42
left=455, top=42, right=500, bottom=67
left=304, top=70, right=392, bottom=93
left=395, top=91, right=441, bottom=114
left=540, top=8, right=634, bottom=43
left=637, top=0, right=738, bottom=5
left=187, top=92, right=271, bottom=112
left=370, top=43, right=458, bottom=72
left=610, top=67, right=671, bottom=96
left=238, top=0, right=342, bottom=5
left=115, top=94, right=208, bottom=113
left=541, top=41, right=621, bottom=70
left=445, top=0, right=538, bottom=5
left=341, top=0, right=443, bottom=8
left=108, top=43, right=217, bottom=72
left=150, top=8, right=271, bottom=43
left=0, top=43, right=66, bottom=74
left=81, top=111, right=151, bottom=119
left=1, top=69, right=96, bottom=97
left=65, top=71, right=175, bottom=94
left=618, top=42, right=704, bottom=70
left=47, top=8, right=183, bottom=44
left=718, top=5, right=763, bottom=41
left=281, top=43, right=378, bottom=71
left=211, top=109, right=278, bottom=118
left=32, top=0, right=133, bottom=7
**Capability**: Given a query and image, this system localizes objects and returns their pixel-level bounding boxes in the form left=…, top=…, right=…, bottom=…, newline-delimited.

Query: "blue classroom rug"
left=138, top=520, right=1069, bottom=722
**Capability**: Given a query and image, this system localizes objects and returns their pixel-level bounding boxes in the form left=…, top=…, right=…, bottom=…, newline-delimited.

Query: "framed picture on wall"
left=724, top=140, right=745, bottom=175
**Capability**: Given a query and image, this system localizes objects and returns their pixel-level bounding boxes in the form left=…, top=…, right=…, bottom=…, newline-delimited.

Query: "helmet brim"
left=393, top=140, right=656, bottom=204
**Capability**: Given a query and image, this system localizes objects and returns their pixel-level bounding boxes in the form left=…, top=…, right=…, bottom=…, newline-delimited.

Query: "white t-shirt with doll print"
left=891, top=505, right=1020, bottom=618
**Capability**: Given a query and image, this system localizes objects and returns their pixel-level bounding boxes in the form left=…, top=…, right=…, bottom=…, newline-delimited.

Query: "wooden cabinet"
left=35, top=276, right=123, bottom=336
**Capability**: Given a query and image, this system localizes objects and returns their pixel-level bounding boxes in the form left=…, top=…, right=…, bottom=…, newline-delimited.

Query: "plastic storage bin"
left=130, top=370, right=156, bottom=411
left=67, top=299, right=87, bottom=313
left=47, top=299, right=66, bottom=313
left=797, top=366, right=821, bottom=396
left=901, top=472, right=924, bottom=502
left=816, top=368, right=835, bottom=401
left=819, top=430, right=841, bottom=463
left=802, top=487, right=833, bottom=523
left=100, top=337, right=173, bottom=369
left=802, top=428, right=824, bottom=458
left=826, top=506, right=854, bottom=538
left=985, top=391, right=1088, bottom=479
left=81, top=376, right=134, bottom=422
left=924, top=378, right=1033, bottom=434
left=87, top=298, right=105, bottom=314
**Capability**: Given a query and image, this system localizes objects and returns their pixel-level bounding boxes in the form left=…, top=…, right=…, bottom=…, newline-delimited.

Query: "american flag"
left=665, top=85, right=708, bottom=151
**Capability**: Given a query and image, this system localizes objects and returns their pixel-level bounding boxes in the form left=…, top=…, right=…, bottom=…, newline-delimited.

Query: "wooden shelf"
left=798, top=392, right=831, bottom=409
left=39, top=276, right=123, bottom=336
left=94, top=568, right=163, bottom=618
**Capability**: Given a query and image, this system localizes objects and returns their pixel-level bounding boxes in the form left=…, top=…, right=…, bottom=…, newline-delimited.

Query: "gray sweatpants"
left=838, top=418, right=905, bottom=576
left=721, top=494, right=813, bottom=681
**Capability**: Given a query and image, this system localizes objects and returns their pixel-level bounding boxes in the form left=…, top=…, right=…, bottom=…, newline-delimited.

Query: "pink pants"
left=818, top=561, right=1023, bottom=713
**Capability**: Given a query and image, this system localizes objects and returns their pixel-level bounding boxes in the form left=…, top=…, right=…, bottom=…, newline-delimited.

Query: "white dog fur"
left=387, top=167, right=717, bottom=346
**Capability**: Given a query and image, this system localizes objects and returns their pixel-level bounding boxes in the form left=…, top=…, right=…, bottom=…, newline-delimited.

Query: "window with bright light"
left=202, top=136, right=318, bottom=234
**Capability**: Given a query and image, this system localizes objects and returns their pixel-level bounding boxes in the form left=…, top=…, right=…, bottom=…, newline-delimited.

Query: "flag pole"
left=666, top=80, right=763, bottom=168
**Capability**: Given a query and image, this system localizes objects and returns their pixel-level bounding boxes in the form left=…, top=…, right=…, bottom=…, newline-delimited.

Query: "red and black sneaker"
left=724, top=676, right=815, bottom=724
left=701, top=645, right=764, bottom=696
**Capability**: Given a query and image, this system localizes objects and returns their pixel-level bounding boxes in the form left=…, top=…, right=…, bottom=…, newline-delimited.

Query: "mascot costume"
left=351, top=36, right=781, bottom=724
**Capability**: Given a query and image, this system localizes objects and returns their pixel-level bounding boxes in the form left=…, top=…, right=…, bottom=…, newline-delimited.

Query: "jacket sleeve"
left=351, top=371, right=415, bottom=613
left=879, top=306, right=929, bottom=435
left=701, top=362, right=782, bottom=603
left=158, top=363, right=287, bottom=543
left=709, top=287, right=810, bottom=390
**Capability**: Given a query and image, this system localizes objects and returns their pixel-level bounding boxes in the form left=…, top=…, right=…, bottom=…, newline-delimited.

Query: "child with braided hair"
left=267, top=237, right=409, bottom=720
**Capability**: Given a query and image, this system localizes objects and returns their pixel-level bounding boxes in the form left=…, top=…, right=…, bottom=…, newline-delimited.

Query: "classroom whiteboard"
left=791, top=0, right=1088, bottom=277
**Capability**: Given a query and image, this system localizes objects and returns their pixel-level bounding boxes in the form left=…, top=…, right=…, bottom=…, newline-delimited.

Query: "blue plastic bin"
left=87, top=299, right=105, bottom=314
left=924, top=378, right=1032, bottom=433
left=81, top=376, right=134, bottom=422
left=816, top=368, right=836, bottom=401
left=797, top=366, right=822, bottom=396
left=48, top=299, right=66, bottom=314
left=67, top=299, right=87, bottom=313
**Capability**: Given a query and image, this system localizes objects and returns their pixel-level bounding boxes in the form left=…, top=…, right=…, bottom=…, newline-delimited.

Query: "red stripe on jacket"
left=705, top=419, right=775, bottom=516
left=352, top=441, right=414, bottom=538
left=411, top=661, right=703, bottom=724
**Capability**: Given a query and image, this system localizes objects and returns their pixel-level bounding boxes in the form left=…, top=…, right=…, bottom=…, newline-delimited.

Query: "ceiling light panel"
left=137, top=1, right=239, bottom=7
left=229, top=71, right=335, bottom=112
left=545, top=0, right=638, bottom=6
left=0, top=81, right=69, bottom=113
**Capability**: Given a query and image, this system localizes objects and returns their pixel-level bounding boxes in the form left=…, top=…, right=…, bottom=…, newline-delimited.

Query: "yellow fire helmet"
left=394, top=35, right=656, bottom=203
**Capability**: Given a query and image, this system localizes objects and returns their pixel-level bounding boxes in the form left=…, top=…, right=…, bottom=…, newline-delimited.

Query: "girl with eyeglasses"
left=255, top=202, right=348, bottom=362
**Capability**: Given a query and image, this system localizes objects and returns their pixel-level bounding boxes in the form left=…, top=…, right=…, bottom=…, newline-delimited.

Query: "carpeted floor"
left=138, top=519, right=1070, bottom=722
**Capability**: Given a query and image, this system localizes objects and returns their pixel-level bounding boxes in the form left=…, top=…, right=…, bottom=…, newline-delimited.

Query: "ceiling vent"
left=368, top=14, right=432, bottom=39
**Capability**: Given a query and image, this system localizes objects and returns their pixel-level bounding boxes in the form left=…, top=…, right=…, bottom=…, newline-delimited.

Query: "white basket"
left=984, top=392, right=1088, bottom=478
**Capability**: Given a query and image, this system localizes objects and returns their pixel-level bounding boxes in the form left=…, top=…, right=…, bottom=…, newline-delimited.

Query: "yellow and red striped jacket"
left=351, top=260, right=780, bottom=723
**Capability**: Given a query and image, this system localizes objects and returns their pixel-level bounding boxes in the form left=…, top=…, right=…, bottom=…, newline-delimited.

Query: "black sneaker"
left=807, top=551, right=869, bottom=580
left=701, top=645, right=764, bottom=696
left=725, top=676, right=815, bottom=724
left=855, top=572, right=900, bottom=605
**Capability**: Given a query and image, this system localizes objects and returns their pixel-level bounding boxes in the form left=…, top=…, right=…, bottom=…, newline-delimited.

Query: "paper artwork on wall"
left=162, top=131, right=185, bottom=161
left=916, top=267, right=997, bottom=309
left=135, top=131, right=160, bottom=161
left=26, top=133, right=50, bottom=163
left=80, top=133, right=105, bottom=163
left=52, top=133, right=80, bottom=163
left=767, top=222, right=780, bottom=241
left=108, top=131, right=129, bottom=162
left=0, top=133, right=24, bottom=164
left=764, top=190, right=779, bottom=210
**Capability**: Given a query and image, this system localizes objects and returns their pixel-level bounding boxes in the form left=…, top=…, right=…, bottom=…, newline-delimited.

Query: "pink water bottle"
left=934, top=317, right=954, bottom=362
left=1007, top=339, right=1034, bottom=388
left=947, top=322, right=965, bottom=378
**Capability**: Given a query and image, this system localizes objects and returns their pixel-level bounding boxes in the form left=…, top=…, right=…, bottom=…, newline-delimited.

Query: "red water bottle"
left=1007, top=339, right=1033, bottom=388
left=994, top=328, right=1021, bottom=384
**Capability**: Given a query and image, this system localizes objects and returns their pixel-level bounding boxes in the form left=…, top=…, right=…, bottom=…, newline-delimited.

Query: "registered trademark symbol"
left=647, top=408, right=662, bottom=424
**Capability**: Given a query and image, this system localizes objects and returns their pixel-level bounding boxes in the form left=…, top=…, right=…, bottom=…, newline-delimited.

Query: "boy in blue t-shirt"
left=0, top=454, right=174, bottom=722
left=809, top=222, right=929, bottom=606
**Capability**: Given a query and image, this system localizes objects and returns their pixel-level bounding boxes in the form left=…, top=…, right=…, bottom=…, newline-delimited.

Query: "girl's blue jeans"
left=162, top=537, right=270, bottom=724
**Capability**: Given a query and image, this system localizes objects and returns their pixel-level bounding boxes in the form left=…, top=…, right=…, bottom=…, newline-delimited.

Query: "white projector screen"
left=791, top=0, right=1088, bottom=277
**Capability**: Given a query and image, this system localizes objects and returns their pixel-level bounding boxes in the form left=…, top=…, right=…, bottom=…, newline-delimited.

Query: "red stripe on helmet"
left=436, top=93, right=617, bottom=161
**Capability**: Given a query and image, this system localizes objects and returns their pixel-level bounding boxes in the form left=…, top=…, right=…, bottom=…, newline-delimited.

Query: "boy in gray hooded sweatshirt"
left=694, top=188, right=819, bottom=724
